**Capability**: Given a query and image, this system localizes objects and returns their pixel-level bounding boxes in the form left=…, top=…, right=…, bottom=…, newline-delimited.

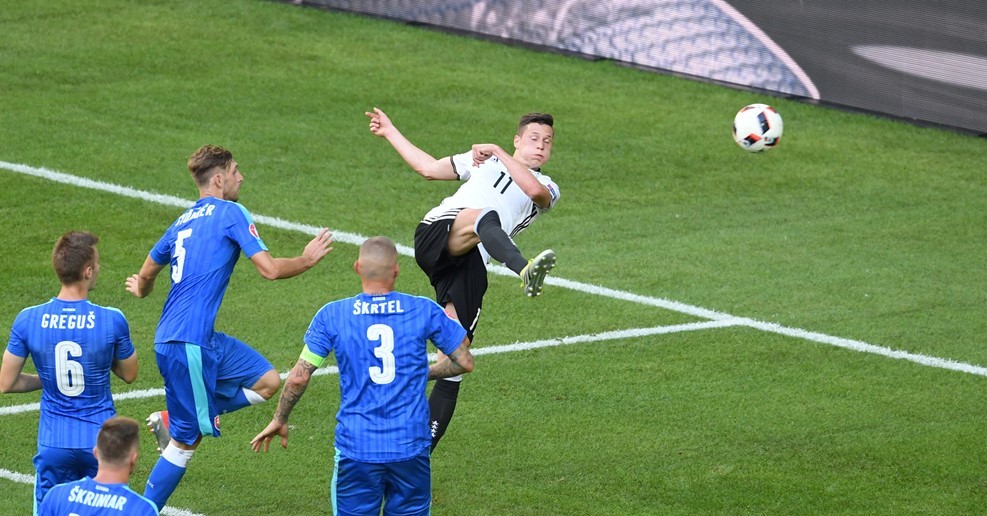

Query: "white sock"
left=243, top=388, right=267, bottom=405
left=161, top=445, right=195, bottom=468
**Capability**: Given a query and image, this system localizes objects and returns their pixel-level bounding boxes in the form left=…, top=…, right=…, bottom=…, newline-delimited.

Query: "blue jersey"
left=149, top=196, right=267, bottom=347
left=6, top=299, right=135, bottom=449
left=303, top=292, right=466, bottom=463
left=39, top=476, right=159, bottom=515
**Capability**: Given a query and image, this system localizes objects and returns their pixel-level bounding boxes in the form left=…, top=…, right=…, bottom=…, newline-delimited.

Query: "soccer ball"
left=732, top=103, right=784, bottom=152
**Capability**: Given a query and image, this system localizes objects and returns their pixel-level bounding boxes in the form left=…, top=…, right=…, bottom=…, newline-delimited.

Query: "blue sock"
left=215, top=388, right=250, bottom=414
left=144, top=454, right=188, bottom=510
left=216, top=387, right=267, bottom=414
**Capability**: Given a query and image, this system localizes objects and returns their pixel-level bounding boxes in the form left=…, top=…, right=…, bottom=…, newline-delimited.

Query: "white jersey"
left=421, top=151, right=560, bottom=240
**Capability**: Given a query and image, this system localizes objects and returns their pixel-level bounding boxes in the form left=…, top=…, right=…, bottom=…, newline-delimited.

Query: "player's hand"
left=124, top=274, right=143, bottom=298
left=365, top=107, right=394, bottom=137
left=251, top=420, right=289, bottom=452
left=471, top=144, right=499, bottom=166
left=303, top=228, right=334, bottom=266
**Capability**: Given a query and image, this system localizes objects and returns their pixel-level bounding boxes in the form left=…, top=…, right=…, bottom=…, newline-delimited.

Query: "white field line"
left=0, top=469, right=32, bottom=484
left=1, top=160, right=985, bottom=379
left=0, top=320, right=737, bottom=417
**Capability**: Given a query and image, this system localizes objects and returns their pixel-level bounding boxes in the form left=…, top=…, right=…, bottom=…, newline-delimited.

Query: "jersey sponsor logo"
left=249, top=223, right=260, bottom=239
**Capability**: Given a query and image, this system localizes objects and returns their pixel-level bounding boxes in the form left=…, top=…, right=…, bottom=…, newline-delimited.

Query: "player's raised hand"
left=303, top=228, right=334, bottom=266
left=471, top=143, right=501, bottom=167
left=365, top=107, right=394, bottom=137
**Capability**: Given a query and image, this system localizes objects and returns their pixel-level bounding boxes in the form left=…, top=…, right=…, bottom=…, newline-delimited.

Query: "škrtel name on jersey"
left=353, top=297, right=405, bottom=315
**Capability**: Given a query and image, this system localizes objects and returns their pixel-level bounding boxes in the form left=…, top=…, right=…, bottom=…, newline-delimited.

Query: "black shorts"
left=414, top=218, right=486, bottom=342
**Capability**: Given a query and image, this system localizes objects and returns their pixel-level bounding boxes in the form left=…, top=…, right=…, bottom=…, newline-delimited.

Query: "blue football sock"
left=215, top=388, right=250, bottom=414
left=144, top=454, right=188, bottom=510
left=215, top=387, right=266, bottom=414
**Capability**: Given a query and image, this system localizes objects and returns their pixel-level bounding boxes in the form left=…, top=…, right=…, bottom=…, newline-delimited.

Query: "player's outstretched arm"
left=251, top=228, right=334, bottom=281
left=125, top=256, right=165, bottom=298
left=365, top=107, right=457, bottom=180
left=428, top=337, right=475, bottom=380
left=0, top=351, right=41, bottom=393
left=251, top=358, right=317, bottom=452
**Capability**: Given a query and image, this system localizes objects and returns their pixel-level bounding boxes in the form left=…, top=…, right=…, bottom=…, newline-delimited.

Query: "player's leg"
left=32, top=447, right=94, bottom=512
left=382, top=449, right=431, bottom=516
left=212, top=333, right=278, bottom=414
left=470, top=208, right=527, bottom=273
left=415, top=217, right=483, bottom=451
left=428, top=249, right=485, bottom=452
left=455, top=207, right=557, bottom=297
left=332, top=448, right=386, bottom=516
left=144, top=342, right=216, bottom=510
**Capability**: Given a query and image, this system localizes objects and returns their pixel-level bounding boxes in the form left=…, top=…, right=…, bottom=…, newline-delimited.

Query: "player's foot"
left=147, top=411, right=171, bottom=454
left=520, top=249, right=556, bottom=297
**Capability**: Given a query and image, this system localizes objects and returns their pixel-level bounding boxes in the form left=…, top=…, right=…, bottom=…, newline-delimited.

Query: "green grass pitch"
left=1, top=1, right=985, bottom=514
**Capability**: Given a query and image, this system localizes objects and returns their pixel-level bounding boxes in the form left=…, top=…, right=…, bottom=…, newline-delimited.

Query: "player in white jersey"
left=365, top=108, right=560, bottom=450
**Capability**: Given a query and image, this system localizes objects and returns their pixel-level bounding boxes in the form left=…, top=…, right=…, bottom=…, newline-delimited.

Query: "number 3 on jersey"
left=171, top=228, right=193, bottom=283
left=367, top=324, right=396, bottom=384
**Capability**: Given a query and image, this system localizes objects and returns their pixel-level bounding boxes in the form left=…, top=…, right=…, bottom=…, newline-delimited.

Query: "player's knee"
left=252, top=370, right=281, bottom=399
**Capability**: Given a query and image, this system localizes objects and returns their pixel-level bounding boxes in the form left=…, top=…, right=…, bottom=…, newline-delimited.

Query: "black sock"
left=429, top=379, right=461, bottom=451
left=475, top=211, right=527, bottom=274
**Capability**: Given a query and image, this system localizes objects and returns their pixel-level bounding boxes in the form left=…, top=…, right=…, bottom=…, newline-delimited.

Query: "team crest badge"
left=249, top=224, right=260, bottom=239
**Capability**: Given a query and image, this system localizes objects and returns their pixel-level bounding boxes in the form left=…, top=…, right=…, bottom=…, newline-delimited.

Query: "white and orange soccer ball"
left=732, top=103, right=784, bottom=152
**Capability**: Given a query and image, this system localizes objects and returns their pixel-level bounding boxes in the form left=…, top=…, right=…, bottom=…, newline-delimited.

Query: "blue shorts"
left=155, top=332, right=273, bottom=445
left=331, top=448, right=431, bottom=516
left=33, top=446, right=97, bottom=508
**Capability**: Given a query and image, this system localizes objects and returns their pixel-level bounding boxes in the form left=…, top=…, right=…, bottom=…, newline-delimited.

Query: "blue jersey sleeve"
left=5, top=309, right=29, bottom=358
left=301, top=305, right=334, bottom=367
left=429, top=303, right=467, bottom=356
left=109, top=308, right=136, bottom=360
left=149, top=229, right=172, bottom=265
left=225, top=202, right=267, bottom=259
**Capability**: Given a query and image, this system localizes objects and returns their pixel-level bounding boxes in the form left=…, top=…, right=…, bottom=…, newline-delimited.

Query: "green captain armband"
left=299, top=345, right=327, bottom=368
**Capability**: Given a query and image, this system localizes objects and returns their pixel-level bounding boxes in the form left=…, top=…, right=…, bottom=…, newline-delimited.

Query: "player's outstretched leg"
left=520, top=249, right=556, bottom=297
left=474, top=210, right=529, bottom=273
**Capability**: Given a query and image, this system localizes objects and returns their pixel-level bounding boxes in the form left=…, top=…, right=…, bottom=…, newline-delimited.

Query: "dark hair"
left=52, top=231, right=99, bottom=284
left=517, top=113, right=554, bottom=135
left=188, top=145, right=234, bottom=187
left=96, top=416, right=141, bottom=465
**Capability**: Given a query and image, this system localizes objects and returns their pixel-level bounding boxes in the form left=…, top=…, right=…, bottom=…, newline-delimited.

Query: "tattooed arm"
left=251, top=358, right=318, bottom=452
left=428, top=336, right=475, bottom=381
